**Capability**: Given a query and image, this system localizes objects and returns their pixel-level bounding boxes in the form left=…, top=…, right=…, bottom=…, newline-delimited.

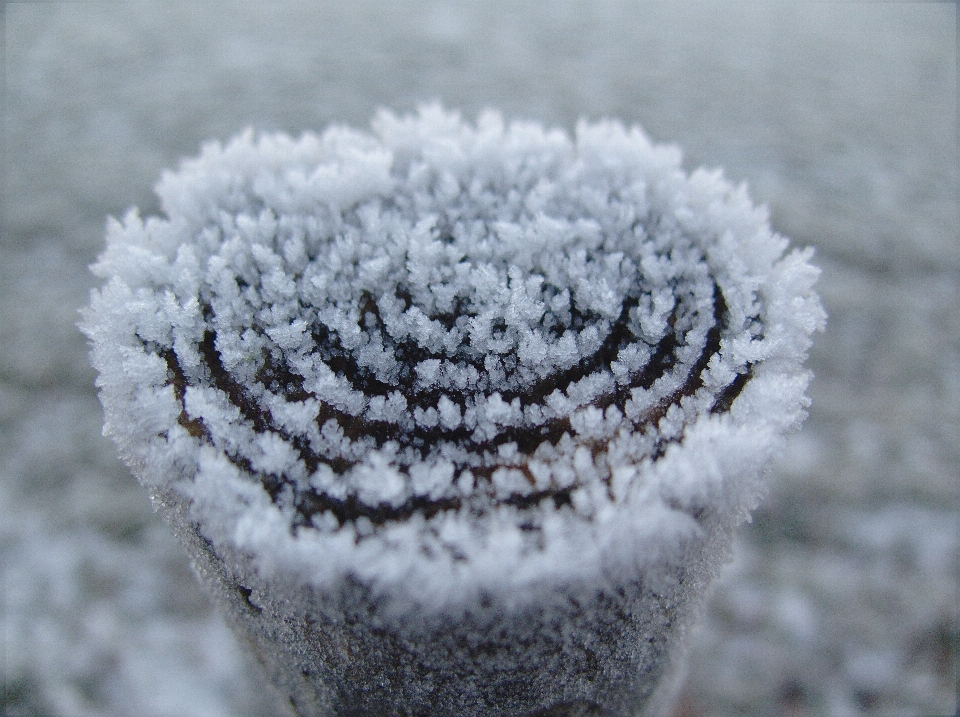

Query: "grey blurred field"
left=2, top=3, right=957, bottom=716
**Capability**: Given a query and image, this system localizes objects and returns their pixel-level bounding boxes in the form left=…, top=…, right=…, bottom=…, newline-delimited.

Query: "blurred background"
left=2, top=2, right=957, bottom=715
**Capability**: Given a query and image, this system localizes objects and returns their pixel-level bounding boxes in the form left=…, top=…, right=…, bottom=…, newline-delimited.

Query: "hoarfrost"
left=83, top=105, right=823, bottom=609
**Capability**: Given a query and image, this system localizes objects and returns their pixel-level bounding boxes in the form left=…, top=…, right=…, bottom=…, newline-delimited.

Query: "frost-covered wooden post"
left=83, top=106, right=823, bottom=717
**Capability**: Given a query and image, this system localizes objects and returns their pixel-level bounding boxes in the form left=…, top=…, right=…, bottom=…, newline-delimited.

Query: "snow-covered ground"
left=3, top=3, right=956, bottom=715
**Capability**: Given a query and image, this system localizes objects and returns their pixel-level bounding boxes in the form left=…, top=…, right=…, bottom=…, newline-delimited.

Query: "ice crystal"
left=83, top=105, right=823, bottom=607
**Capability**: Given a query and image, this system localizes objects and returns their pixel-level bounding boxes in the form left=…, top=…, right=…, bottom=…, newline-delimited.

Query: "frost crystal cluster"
left=85, top=106, right=822, bottom=601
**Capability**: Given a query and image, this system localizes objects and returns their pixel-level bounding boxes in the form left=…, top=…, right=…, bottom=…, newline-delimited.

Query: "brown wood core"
left=159, top=281, right=753, bottom=529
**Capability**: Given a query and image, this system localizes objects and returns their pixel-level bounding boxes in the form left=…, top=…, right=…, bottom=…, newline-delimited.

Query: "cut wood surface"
left=3, top=3, right=956, bottom=716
